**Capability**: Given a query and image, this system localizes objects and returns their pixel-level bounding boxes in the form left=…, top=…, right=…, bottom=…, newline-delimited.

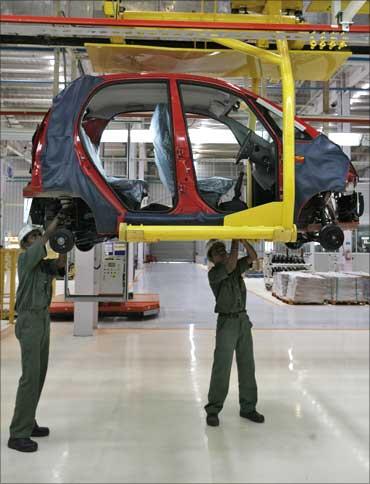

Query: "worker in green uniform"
left=8, top=213, right=67, bottom=453
left=205, top=239, right=264, bottom=427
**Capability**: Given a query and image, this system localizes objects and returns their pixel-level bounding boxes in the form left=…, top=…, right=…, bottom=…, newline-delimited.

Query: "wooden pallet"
left=272, top=292, right=368, bottom=305
left=327, top=300, right=368, bottom=306
left=272, top=293, right=323, bottom=305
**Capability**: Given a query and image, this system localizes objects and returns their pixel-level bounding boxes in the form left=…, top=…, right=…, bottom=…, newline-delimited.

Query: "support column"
left=247, top=77, right=259, bottom=207
left=0, top=152, right=6, bottom=245
left=137, top=142, right=146, bottom=269
left=341, top=230, right=353, bottom=271
left=73, top=246, right=99, bottom=336
left=53, top=48, right=60, bottom=97
left=126, top=126, right=137, bottom=292
left=341, top=73, right=351, bottom=159
left=339, top=77, right=352, bottom=270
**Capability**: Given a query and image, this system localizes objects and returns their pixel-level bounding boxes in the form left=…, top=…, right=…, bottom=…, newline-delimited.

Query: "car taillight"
left=346, top=163, right=359, bottom=189
left=344, top=181, right=355, bottom=193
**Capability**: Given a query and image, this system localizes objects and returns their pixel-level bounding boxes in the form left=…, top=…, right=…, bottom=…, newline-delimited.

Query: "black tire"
left=49, top=228, right=75, bottom=254
left=76, top=241, right=95, bottom=252
left=319, top=224, right=344, bottom=251
left=285, top=241, right=305, bottom=250
left=130, top=312, right=144, bottom=320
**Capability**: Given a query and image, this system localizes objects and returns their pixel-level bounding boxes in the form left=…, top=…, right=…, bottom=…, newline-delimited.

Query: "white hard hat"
left=206, top=239, right=226, bottom=261
left=18, top=224, right=43, bottom=247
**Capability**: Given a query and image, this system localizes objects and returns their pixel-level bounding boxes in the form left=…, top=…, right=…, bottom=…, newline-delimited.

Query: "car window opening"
left=179, top=82, right=279, bottom=211
left=80, top=81, right=176, bottom=212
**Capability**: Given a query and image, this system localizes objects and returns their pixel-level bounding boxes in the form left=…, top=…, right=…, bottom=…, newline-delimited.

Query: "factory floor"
left=1, top=263, right=369, bottom=483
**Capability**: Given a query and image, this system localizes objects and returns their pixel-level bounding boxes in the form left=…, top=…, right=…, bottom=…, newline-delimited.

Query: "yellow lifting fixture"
left=95, top=1, right=354, bottom=243
left=119, top=38, right=297, bottom=244
left=86, top=43, right=350, bottom=81
left=95, top=1, right=351, bottom=81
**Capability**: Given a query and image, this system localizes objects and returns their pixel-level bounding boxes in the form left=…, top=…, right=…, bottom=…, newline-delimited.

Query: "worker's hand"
left=56, top=205, right=72, bottom=224
left=241, top=239, right=256, bottom=246
left=56, top=210, right=67, bottom=224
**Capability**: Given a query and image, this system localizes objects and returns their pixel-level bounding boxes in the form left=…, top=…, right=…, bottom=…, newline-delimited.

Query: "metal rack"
left=263, top=251, right=311, bottom=289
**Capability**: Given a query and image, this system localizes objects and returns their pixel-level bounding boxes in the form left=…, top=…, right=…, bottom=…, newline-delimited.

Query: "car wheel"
left=319, top=224, right=344, bottom=251
left=285, top=241, right=304, bottom=250
left=76, top=241, right=95, bottom=252
left=49, top=228, right=75, bottom=254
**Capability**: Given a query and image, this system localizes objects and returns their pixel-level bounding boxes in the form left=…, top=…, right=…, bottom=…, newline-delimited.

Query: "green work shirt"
left=15, top=240, right=63, bottom=312
left=208, top=257, right=251, bottom=314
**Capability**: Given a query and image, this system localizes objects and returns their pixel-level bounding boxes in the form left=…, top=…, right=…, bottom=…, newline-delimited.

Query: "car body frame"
left=26, top=73, right=363, bottom=252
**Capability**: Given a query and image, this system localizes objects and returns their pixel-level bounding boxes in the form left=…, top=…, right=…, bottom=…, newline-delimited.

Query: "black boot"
left=206, top=414, right=219, bottom=427
left=31, top=421, right=50, bottom=437
left=8, top=437, right=38, bottom=453
left=240, top=410, right=265, bottom=423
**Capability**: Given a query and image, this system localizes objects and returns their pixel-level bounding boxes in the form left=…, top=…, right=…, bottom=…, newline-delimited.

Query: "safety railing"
left=0, top=248, right=19, bottom=325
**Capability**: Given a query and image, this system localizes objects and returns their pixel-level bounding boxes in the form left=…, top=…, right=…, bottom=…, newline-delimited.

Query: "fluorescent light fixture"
left=94, top=129, right=365, bottom=147
left=131, top=130, right=153, bottom=143
left=101, top=130, right=128, bottom=142
left=188, top=128, right=237, bottom=144
left=101, top=129, right=152, bottom=143
left=352, top=85, right=369, bottom=99
left=328, top=132, right=363, bottom=146
left=256, top=97, right=306, bottom=131
left=101, top=128, right=241, bottom=144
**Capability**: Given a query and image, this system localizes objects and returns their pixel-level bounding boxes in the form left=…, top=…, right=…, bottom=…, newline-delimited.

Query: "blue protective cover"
left=150, top=103, right=176, bottom=197
left=197, top=177, right=234, bottom=194
left=79, top=126, right=148, bottom=205
left=295, top=134, right=350, bottom=218
left=40, top=75, right=121, bottom=233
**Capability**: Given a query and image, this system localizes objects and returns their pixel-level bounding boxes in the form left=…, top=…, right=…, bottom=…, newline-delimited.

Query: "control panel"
left=99, top=256, right=125, bottom=295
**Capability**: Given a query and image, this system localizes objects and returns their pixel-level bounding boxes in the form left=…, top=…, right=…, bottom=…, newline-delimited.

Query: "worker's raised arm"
left=241, top=239, right=257, bottom=264
left=56, top=253, right=67, bottom=270
left=41, top=212, right=64, bottom=246
left=225, top=239, right=239, bottom=273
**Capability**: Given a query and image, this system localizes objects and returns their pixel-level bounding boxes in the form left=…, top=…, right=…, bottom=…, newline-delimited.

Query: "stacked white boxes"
left=344, top=272, right=370, bottom=304
left=272, top=271, right=369, bottom=304
left=316, top=272, right=368, bottom=304
left=285, top=272, right=329, bottom=304
left=272, top=272, right=290, bottom=299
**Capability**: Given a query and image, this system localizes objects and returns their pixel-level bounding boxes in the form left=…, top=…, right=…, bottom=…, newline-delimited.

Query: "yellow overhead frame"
left=102, top=1, right=303, bottom=50
left=103, top=3, right=298, bottom=23
left=86, top=43, right=350, bottom=81
left=306, top=0, right=369, bottom=15
left=119, top=38, right=297, bottom=244
left=231, top=0, right=303, bottom=14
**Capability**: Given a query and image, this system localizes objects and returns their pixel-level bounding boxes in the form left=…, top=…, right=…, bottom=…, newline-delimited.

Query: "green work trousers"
left=9, top=309, right=50, bottom=438
left=205, top=312, right=257, bottom=416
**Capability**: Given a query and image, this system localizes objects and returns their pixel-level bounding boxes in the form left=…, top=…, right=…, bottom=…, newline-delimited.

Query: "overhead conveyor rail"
left=1, top=10, right=366, bottom=245
left=0, top=14, right=369, bottom=46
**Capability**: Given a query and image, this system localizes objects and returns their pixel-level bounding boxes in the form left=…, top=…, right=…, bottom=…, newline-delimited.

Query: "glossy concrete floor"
left=129, top=263, right=369, bottom=330
left=1, top=263, right=369, bottom=483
